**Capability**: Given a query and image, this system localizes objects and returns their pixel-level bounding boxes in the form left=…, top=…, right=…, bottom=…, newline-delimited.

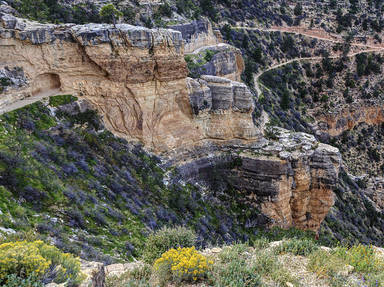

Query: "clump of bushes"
left=154, top=246, right=213, bottom=283
left=308, top=244, right=384, bottom=286
left=48, top=94, right=77, bottom=107
left=208, top=244, right=261, bottom=286
left=3, top=273, right=43, bottom=287
left=142, top=226, right=197, bottom=264
left=0, top=240, right=84, bottom=286
left=273, top=239, right=319, bottom=256
left=334, top=244, right=383, bottom=273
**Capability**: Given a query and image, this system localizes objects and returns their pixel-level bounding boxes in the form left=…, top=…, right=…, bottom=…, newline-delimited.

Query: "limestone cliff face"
left=0, top=14, right=256, bottom=152
left=0, top=13, right=342, bottom=232
left=170, top=19, right=222, bottom=54
left=187, top=43, right=245, bottom=82
left=173, top=128, right=341, bottom=231
left=187, top=76, right=258, bottom=140
left=0, top=15, right=202, bottom=151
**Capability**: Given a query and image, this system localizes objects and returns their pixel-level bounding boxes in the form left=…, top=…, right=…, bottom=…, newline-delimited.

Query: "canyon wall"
left=0, top=14, right=256, bottom=152
left=0, top=12, right=342, bottom=232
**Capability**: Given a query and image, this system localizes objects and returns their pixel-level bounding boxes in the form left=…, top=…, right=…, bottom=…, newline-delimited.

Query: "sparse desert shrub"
left=154, top=246, right=213, bottom=283
left=48, top=95, right=77, bottom=107
left=208, top=244, right=261, bottom=287
left=3, top=273, right=43, bottom=287
left=0, top=241, right=84, bottom=286
left=251, top=237, right=269, bottom=249
left=309, top=246, right=384, bottom=287
left=253, top=249, right=298, bottom=285
left=273, top=239, right=319, bottom=256
left=142, top=226, right=196, bottom=264
left=308, top=249, right=347, bottom=278
left=334, top=244, right=383, bottom=273
left=105, top=264, right=152, bottom=287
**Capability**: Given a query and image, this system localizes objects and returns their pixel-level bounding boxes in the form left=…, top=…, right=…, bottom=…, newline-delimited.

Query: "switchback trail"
left=238, top=24, right=384, bottom=96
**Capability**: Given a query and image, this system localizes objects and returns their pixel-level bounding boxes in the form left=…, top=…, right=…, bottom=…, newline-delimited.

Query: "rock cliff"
left=0, top=13, right=342, bottom=232
left=0, top=13, right=255, bottom=152
left=173, top=128, right=341, bottom=231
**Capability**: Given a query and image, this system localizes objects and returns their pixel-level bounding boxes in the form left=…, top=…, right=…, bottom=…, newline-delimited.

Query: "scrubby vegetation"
left=106, top=230, right=384, bottom=287
left=142, top=226, right=196, bottom=264
left=0, top=240, right=84, bottom=286
left=154, top=246, right=212, bottom=284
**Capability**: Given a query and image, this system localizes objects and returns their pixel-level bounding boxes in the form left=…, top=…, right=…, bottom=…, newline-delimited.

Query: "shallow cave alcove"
left=31, top=73, right=61, bottom=96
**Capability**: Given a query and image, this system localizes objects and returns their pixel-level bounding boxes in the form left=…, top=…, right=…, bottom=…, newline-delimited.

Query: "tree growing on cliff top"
left=99, top=4, right=123, bottom=26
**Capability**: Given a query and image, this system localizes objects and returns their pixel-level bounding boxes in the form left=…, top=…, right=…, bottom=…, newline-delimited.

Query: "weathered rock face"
left=175, top=128, right=341, bottom=231
left=170, top=19, right=221, bottom=54
left=0, top=13, right=257, bottom=153
left=188, top=43, right=245, bottom=81
left=187, top=76, right=258, bottom=140
left=0, top=14, right=202, bottom=151
left=315, top=105, right=384, bottom=137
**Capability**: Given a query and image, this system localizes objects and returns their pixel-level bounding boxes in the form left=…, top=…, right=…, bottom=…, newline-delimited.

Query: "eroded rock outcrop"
left=170, top=19, right=222, bottom=54
left=187, top=43, right=245, bottom=81
left=187, top=75, right=258, bottom=140
left=315, top=105, right=384, bottom=138
left=0, top=13, right=257, bottom=152
left=175, top=128, right=341, bottom=231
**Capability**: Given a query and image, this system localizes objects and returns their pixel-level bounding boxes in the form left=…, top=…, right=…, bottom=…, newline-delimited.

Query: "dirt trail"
left=236, top=26, right=384, bottom=50
left=0, top=88, right=61, bottom=115
left=254, top=47, right=384, bottom=96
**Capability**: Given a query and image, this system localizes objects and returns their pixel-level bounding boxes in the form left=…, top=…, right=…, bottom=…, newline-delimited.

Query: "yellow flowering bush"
left=0, top=240, right=84, bottom=285
left=0, top=241, right=50, bottom=282
left=154, top=246, right=213, bottom=282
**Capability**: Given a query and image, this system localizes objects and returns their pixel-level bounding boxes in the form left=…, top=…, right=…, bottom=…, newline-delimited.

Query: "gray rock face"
left=188, top=75, right=254, bottom=113
left=0, top=13, right=183, bottom=49
left=0, top=66, right=27, bottom=93
left=186, top=77, right=212, bottom=115
left=191, top=44, right=244, bottom=81
left=71, top=24, right=183, bottom=50
left=170, top=19, right=211, bottom=42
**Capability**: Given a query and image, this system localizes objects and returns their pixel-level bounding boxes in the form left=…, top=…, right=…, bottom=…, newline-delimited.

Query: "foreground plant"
left=0, top=240, right=84, bottom=286
left=154, top=246, right=213, bottom=283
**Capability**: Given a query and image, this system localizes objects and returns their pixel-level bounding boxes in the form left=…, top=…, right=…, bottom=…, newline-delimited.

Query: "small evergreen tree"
left=294, top=3, right=303, bottom=16
left=100, top=4, right=123, bottom=25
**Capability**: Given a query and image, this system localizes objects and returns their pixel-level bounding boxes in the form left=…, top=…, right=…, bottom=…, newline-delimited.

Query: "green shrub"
left=105, top=264, right=152, bottom=287
left=253, top=250, right=298, bottom=286
left=308, top=250, right=347, bottom=278
left=99, top=3, right=123, bottom=24
left=3, top=273, right=43, bottom=287
left=273, top=239, right=319, bottom=256
left=251, top=238, right=269, bottom=250
left=209, top=245, right=261, bottom=287
left=209, top=257, right=261, bottom=287
left=204, top=49, right=216, bottom=62
left=49, top=94, right=77, bottom=107
left=142, top=227, right=196, bottom=264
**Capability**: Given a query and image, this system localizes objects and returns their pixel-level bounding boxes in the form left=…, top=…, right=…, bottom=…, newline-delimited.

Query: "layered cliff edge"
left=0, top=12, right=341, bottom=232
